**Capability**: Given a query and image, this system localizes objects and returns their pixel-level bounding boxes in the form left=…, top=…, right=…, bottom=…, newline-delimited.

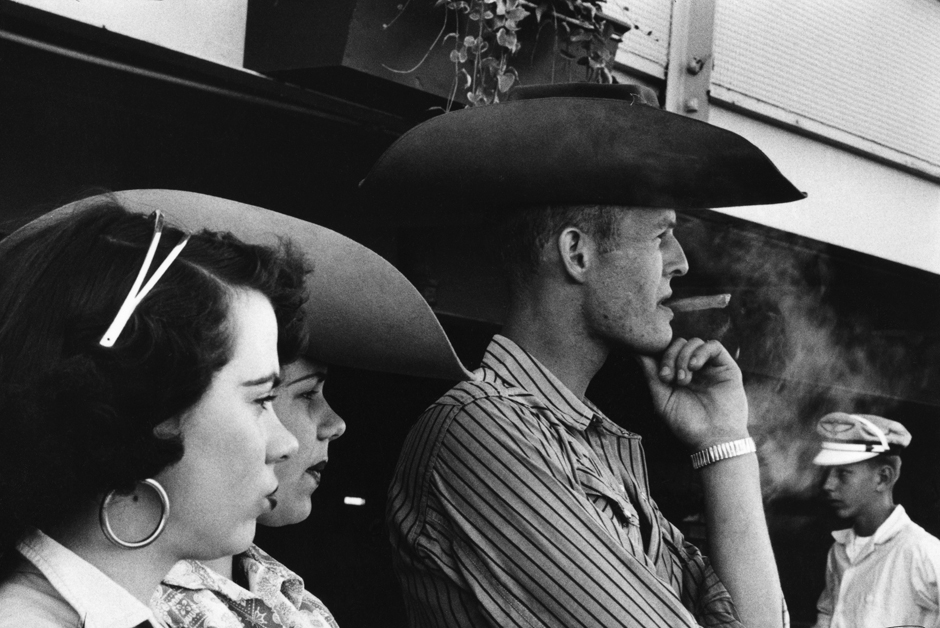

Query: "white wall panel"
left=11, top=0, right=248, bottom=67
left=712, top=0, right=940, bottom=179
left=710, top=106, right=940, bottom=275
left=609, top=0, right=672, bottom=78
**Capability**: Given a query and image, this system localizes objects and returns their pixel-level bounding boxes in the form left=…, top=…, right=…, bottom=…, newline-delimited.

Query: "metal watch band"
left=690, top=437, right=756, bottom=470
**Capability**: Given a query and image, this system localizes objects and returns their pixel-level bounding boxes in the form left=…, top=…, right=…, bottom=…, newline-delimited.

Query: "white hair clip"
left=99, top=210, right=190, bottom=347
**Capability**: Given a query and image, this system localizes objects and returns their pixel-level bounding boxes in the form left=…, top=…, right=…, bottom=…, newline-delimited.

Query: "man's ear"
left=556, top=227, right=592, bottom=284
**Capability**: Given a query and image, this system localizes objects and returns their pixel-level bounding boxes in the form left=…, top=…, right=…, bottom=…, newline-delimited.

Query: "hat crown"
left=816, top=412, right=910, bottom=448
left=812, top=412, right=912, bottom=466
left=507, top=83, right=660, bottom=107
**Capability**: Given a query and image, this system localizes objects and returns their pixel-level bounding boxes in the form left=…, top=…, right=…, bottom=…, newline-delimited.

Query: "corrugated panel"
left=607, top=0, right=671, bottom=78
left=712, top=0, right=940, bottom=178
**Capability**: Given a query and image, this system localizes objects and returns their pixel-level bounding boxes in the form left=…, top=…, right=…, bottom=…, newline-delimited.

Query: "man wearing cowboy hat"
left=812, top=412, right=940, bottom=628
left=365, top=83, right=804, bottom=628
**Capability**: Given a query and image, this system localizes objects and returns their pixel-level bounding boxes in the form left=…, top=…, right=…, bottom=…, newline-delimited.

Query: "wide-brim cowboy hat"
left=361, top=83, right=805, bottom=212
left=0, top=189, right=474, bottom=381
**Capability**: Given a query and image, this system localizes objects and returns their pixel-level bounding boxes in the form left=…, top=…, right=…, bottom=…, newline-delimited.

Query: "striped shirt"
left=387, top=335, right=742, bottom=628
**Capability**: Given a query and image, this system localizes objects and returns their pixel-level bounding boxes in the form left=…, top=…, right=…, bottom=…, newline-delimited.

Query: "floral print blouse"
left=152, top=545, right=339, bottom=628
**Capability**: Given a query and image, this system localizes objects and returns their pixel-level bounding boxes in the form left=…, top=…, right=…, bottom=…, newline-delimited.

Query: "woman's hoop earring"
left=99, top=478, right=170, bottom=549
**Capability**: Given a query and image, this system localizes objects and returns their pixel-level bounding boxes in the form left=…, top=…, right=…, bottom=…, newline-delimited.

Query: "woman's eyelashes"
left=298, top=375, right=327, bottom=401
left=299, top=385, right=324, bottom=401
left=255, top=391, right=278, bottom=411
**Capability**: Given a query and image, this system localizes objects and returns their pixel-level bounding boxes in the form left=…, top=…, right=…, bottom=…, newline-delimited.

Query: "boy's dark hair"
left=0, top=199, right=309, bottom=568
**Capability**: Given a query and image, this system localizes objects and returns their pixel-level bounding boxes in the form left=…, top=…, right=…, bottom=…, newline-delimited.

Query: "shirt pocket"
left=574, top=463, right=641, bottom=529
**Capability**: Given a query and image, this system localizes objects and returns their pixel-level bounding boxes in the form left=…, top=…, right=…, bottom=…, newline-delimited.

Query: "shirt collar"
left=162, top=545, right=307, bottom=608
left=481, top=335, right=597, bottom=431
left=872, top=504, right=909, bottom=543
left=17, top=530, right=163, bottom=628
left=831, top=504, right=911, bottom=546
left=241, top=544, right=308, bottom=608
left=162, top=556, right=254, bottom=603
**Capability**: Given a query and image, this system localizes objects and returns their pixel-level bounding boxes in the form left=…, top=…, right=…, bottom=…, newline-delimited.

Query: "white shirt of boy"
left=814, top=504, right=940, bottom=628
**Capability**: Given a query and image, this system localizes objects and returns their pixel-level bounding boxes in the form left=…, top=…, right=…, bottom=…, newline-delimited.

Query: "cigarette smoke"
left=679, top=216, right=938, bottom=504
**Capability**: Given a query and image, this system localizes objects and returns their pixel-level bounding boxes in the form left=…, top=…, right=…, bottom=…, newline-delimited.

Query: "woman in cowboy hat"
left=0, top=189, right=471, bottom=628
left=0, top=192, right=308, bottom=627
left=73, top=190, right=470, bottom=628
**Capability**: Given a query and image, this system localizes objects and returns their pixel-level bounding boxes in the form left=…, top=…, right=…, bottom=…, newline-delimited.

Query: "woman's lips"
left=265, top=487, right=279, bottom=511
left=305, top=460, right=327, bottom=483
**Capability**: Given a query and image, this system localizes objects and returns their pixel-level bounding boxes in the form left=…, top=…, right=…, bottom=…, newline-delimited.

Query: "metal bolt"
left=685, top=97, right=700, bottom=113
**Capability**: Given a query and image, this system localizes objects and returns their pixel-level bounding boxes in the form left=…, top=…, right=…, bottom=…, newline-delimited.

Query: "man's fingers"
left=647, top=338, right=735, bottom=387
left=689, top=339, right=732, bottom=370
left=655, top=338, right=731, bottom=386
left=657, top=337, right=687, bottom=382
left=674, top=338, right=706, bottom=384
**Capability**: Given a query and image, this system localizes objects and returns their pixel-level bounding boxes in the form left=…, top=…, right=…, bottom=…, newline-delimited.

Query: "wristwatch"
left=690, top=437, right=756, bottom=470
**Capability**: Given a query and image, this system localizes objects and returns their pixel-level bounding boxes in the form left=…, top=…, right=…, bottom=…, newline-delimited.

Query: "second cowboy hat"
left=0, top=190, right=474, bottom=382
left=361, top=83, right=805, bottom=212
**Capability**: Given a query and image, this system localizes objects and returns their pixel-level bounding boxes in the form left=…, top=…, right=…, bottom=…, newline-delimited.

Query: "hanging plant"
left=446, top=0, right=629, bottom=105
left=386, top=0, right=634, bottom=107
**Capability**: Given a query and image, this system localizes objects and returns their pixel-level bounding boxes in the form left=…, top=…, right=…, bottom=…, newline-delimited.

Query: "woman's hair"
left=0, top=197, right=309, bottom=563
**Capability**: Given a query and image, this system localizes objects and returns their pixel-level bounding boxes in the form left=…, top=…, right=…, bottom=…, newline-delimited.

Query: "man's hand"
left=638, top=338, right=749, bottom=451
left=641, top=338, right=785, bottom=628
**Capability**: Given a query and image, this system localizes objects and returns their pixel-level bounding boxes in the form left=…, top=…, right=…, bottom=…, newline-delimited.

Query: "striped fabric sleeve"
left=393, top=393, right=711, bottom=628
left=645, top=499, right=743, bottom=625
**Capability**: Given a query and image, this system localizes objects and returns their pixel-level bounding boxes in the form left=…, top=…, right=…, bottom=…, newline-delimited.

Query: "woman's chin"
left=174, top=522, right=257, bottom=562
left=258, top=498, right=312, bottom=528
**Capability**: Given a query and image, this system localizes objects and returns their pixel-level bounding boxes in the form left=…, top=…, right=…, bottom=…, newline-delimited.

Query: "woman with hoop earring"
left=82, top=190, right=472, bottom=628
left=0, top=192, right=310, bottom=627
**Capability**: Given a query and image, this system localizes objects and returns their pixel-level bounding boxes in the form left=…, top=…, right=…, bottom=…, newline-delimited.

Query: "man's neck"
left=853, top=501, right=896, bottom=537
left=501, top=304, right=608, bottom=400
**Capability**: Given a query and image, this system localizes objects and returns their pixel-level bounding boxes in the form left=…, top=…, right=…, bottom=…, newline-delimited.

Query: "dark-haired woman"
left=60, top=190, right=474, bottom=628
left=0, top=193, right=311, bottom=627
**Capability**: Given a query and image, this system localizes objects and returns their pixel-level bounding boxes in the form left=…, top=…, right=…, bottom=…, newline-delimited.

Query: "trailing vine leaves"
left=434, top=0, right=631, bottom=106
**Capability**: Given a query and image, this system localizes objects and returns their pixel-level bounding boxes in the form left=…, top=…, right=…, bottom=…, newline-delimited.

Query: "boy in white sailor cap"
left=812, top=412, right=940, bottom=628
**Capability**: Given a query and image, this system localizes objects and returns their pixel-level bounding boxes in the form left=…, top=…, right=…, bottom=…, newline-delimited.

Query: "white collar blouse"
left=0, top=529, right=164, bottom=628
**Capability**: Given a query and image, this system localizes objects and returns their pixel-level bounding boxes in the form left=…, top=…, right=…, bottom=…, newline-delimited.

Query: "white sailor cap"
left=812, top=412, right=911, bottom=466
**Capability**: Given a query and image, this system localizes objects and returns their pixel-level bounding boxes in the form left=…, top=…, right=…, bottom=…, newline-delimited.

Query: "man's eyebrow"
left=242, top=373, right=281, bottom=388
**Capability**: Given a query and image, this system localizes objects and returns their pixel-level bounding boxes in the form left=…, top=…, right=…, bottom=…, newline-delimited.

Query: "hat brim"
left=361, top=96, right=805, bottom=212
left=3, top=190, right=474, bottom=381
left=812, top=449, right=879, bottom=466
